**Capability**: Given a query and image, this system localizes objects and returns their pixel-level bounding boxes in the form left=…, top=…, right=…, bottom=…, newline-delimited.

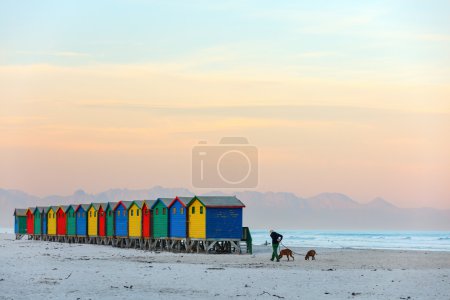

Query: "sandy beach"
left=0, top=234, right=449, bottom=300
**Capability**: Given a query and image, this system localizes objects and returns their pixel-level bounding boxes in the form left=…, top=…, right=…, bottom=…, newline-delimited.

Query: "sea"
left=3, top=227, right=450, bottom=251
left=251, top=230, right=450, bottom=252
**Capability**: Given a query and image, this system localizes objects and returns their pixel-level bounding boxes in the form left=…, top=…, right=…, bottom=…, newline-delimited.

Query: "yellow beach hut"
left=87, top=203, right=100, bottom=237
left=128, top=201, right=143, bottom=238
left=188, top=197, right=205, bottom=239
left=187, top=196, right=245, bottom=239
left=47, top=206, right=57, bottom=235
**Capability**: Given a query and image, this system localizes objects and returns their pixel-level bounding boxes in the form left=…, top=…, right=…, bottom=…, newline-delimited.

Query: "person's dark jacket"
left=270, top=231, right=283, bottom=244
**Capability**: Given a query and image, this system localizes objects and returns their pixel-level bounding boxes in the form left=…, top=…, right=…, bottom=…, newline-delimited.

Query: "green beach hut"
left=66, top=205, right=77, bottom=236
left=33, top=207, right=45, bottom=235
left=151, top=198, right=172, bottom=238
left=105, top=202, right=117, bottom=237
left=14, top=209, right=27, bottom=235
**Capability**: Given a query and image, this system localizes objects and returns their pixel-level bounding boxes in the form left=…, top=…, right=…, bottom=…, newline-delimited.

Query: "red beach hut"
left=98, top=205, right=106, bottom=237
left=26, top=208, right=34, bottom=235
left=142, top=200, right=155, bottom=239
left=56, top=206, right=67, bottom=236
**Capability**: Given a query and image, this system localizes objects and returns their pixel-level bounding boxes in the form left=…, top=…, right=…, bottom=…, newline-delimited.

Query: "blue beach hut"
left=14, top=209, right=27, bottom=234
left=187, top=196, right=245, bottom=239
left=75, top=204, right=90, bottom=236
left=168, top=197, right=192, bottom=238
left=42, top=207, right=49, bottom=235
left=113, top=201, right=132, bottom=237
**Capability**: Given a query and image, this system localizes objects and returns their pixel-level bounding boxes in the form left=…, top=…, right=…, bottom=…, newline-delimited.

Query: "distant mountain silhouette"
left=1, top=187, right=449, bottom=230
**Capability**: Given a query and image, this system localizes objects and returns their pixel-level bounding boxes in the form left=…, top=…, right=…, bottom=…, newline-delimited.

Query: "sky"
left=1, top=0, right=449, bottom=208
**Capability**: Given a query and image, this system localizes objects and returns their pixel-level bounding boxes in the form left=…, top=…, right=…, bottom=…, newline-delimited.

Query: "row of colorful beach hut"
left=14, top=196, right=251, bottom=254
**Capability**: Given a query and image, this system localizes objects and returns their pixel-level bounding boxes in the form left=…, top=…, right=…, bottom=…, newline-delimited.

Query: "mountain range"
left=2, top=186, right=449, bottom=230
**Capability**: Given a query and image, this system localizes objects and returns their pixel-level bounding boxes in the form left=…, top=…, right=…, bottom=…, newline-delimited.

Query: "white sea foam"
left=0, top=227, right=13, bottom=234
left=252, top=230, right=450, bottom=251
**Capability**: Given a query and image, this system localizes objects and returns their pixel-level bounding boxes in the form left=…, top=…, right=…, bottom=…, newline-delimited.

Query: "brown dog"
left=279, top=248, right=295, bottom=261
left=305, top=250, right=316, bottom=260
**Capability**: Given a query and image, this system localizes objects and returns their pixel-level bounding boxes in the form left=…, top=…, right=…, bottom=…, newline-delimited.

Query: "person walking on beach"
left=270, top=230, right=283, bottom=262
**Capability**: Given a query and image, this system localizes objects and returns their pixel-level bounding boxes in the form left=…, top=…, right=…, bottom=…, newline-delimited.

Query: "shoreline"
left=259, top=244, right=450, bottom=253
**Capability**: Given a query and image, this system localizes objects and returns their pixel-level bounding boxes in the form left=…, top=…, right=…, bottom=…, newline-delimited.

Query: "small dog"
left=305, top=250, right=316, bottom=260
left=279, top=248, right=295, bottom=261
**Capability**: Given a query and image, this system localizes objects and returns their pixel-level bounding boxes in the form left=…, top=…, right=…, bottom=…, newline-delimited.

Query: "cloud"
left=295, top=51, right=337, bottom=58
left=51, top=51, right=90, bottom=57
left=1, top=63, right=449, bottom=116
left=16, top=50, right=91, bottom=58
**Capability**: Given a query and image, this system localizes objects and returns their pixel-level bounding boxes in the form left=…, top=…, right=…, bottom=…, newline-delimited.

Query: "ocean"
left=251, top=230, right=450, bottom=252
left=3, top=227, right=450, bottom=251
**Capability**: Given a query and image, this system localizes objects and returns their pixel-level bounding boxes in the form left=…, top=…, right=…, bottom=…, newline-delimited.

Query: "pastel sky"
left=1, top=1, right=449, bottom=208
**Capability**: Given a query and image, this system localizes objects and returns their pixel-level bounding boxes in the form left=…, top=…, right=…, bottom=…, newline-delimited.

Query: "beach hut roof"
left=106, top=202, right=118, bottom=211
left=57, top=205, right=69, bottom=212
left=14, top=208, right=27, bottom=216
left=75, top=204, right=91, bottom=212
left=131, top=200, right=144, bottom=208
left=89, top=203, right=103, bottom=211
left=152, top=198, right=173, bottom=209
left=113, top=200, right=133, bottom=211
left=190, top=196, right=245, bottom=208
left=143, top=200, right=157, bottom=208
left=34, top=206, right=46, bottom=213
left=65, top=204, right=76, bottom=211
left=168, top=196, right=193, bottom=208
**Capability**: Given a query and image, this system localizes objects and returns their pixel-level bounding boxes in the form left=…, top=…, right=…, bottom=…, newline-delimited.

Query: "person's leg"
left=276, top=244, right=280, bottom=262
left=271, top=243, right=277, bottom=260
left=271, top=243, right=279, bottom=261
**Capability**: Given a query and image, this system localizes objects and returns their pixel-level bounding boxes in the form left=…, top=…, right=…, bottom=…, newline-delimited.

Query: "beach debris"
left=258, top=291, right=285, bottom=298
left=351, top=292, right=361, bottom=296
left=52, top=268, right=58, bottom=270
left=65, top=272, right=72, bottom=279
left=322, top=268, right=335, bottom=271
left=244, top=284, right=250, bottom=288
left=324, top=292, right=330, bottom=294
left=124, top=285, right=133, bottom=289
left=400, top=297, right=411, bottom=300
left=0, top=278, right=4, bottom=282
left=207, top=267, right=225, bottom=270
